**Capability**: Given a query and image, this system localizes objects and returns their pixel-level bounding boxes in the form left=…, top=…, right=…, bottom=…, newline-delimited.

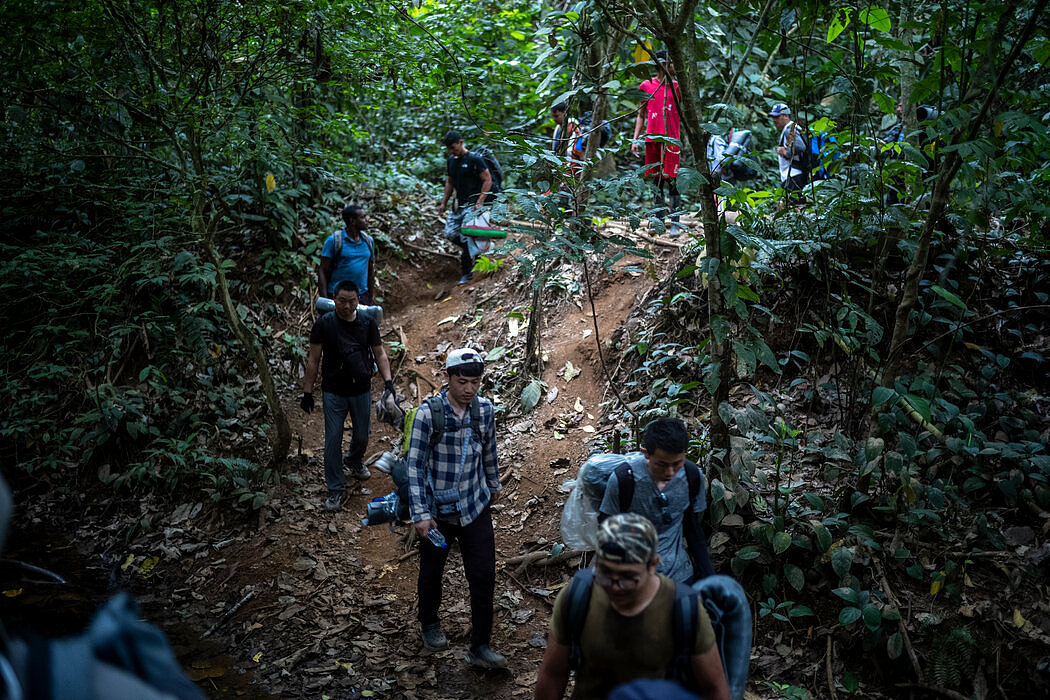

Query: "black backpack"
left=470, top=145, right=503, bottom=193
left=613, top=461, right=701, bottom=514
left=575, top=111, right=613, bottom=149
left=329, top=228, right=375, bottom=261
left=564, top=568, right=699, bottom=688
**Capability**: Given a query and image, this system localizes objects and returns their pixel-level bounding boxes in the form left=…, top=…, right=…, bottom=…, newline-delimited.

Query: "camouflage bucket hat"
left=597, top=513, right=658, bottom=564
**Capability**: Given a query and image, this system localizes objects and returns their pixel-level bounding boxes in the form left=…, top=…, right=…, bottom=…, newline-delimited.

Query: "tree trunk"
left=879, top=0, right=1047, bottom=390
left=204, top=238, right=292, bottom=473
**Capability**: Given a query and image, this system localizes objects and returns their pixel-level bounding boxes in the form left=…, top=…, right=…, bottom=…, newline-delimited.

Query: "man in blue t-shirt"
left=599, top=416, right=715, bottom=584
left=438, top=131, right=493, bottom=286
left=319, top=204, right=376, bottom=304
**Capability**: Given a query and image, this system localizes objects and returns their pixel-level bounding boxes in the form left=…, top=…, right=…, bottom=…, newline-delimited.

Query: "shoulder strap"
left=469, top=397, right=484, bottom=443
left=615, top=462, right=636, bottom=513
left=361, top=232, right=374, bottom=259
left=670, top=581, right=700, bottom=686
left=684, top=462, right=701, bottom=509
left=332, top=229, right=344, bottom=260
left=425, top=396, right=445, bottom=450
left=566, top=568, right=595, bottom=671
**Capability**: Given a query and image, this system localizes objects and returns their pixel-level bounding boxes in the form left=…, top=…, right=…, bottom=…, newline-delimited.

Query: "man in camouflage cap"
left=535, top=513, right=729, bottom=699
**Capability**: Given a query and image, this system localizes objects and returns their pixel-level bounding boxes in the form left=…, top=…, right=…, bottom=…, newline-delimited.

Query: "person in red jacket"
left=632, top=50, right=683, bottom=236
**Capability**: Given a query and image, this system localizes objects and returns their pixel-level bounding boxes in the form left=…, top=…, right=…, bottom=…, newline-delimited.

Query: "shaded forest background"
left=2, top=0, right=1049, bottom=697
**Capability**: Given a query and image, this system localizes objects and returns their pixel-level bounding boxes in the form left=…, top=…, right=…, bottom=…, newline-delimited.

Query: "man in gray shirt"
left=599, top=417, right=715, bottom=584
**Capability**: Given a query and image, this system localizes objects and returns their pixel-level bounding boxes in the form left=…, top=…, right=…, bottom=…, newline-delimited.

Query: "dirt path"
left=171, top=224, right=685, bottom=698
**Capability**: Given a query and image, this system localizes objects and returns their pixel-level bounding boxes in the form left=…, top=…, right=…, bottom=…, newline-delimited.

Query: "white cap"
left=445, top=347, right=485, bottom=371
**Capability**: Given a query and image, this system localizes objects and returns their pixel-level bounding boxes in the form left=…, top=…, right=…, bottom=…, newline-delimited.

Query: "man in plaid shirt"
left=406, top=347, right=506, bottom=669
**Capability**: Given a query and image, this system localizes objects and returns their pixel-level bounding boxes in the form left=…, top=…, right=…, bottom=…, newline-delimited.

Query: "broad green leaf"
left=832, top=586, right=860, bottom=603
left=789, top=605, right=813, bottom=617
left=772, top=531, right=792, bottom=555
left=812, top=523, right=832, bottom=552
left=931, top=284, right=968, bottom=310
left=827, top=8, right=851, bottom=43
left=839, top=606, right=862, bottom=625
left=831, top=546, right=853, bottom=577
left=871, top=386, right=895, bottom=406
left=873, top=91, right=895, bottom=115
left=485, top=346, right=507, bottom=362
left=862, top=603, right=883, bottom=630
left=520, top=379, right=543, bottom=414
left=859, top=6, right=891, bottom=32
left=887, top=632, right=904, bottom=659
left=904, top=394, right=932, bottom=423
left=784, top=563, right=805, bottom=591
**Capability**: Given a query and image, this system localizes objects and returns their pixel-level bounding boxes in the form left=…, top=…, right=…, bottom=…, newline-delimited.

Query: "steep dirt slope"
left=172, top=228, right=690, bottom=698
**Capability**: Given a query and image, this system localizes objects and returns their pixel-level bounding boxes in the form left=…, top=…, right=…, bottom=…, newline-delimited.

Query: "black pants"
left=417, top=506, right=495, bottom=649
left=456, top=239, right=473, bottom=276
left=783, top=173, right=808, bottom=204
left=651, top=177, right=681, bottom=223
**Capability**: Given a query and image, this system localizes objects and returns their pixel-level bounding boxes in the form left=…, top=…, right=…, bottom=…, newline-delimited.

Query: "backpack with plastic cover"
left=0, top=475, right=206, bottom=700
left=559, top=451, right=647, bottom=550
left=572, top=111, right=613, bottom=156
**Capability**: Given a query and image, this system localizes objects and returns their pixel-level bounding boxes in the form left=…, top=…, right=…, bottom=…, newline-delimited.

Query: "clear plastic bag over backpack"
left=559, top=451, right=646, bottom=551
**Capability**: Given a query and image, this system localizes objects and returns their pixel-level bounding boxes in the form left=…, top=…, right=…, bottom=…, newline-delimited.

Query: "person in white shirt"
left=769, top=103, right=808, bottom=207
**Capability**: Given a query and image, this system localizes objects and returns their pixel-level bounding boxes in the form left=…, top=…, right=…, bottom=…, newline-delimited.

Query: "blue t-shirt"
left=600, top=461, right=706, bottom=584
left=321, top=229, right=373, bottom=296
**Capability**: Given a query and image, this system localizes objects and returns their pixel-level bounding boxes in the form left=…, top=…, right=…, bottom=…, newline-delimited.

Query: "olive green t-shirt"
left=550, top=574, right=716, bottom=699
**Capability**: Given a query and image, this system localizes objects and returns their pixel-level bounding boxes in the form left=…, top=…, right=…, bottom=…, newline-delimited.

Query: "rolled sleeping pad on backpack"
left=692, top=575, right=752, bottom=700
left=460, top=225, right=508, bottom=239
left=315, top=298, right=384, bottom=326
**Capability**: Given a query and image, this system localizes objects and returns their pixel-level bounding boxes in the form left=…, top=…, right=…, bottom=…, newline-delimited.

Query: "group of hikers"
left=289, top=50, right=769, bottom=698
left=303, top=309, right=746, bottom=695
left=289, top=48, right=926, bottom=697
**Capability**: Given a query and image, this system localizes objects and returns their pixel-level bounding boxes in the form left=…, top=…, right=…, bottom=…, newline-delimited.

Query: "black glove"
left=300, top=392, right=314, bottom=413
left=383, top=380, right=395, bottom=394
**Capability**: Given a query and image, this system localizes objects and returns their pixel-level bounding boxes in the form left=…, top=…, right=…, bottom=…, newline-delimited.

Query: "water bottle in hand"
left=427, top=529, right=448, bottom=548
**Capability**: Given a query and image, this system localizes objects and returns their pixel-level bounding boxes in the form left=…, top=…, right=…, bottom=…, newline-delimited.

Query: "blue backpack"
left=809, top=128, right=839, bottom=180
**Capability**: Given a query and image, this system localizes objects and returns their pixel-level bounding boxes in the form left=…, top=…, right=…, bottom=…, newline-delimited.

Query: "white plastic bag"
left=560, top=480, right=598, bottom=551
left=463, top=209, right=493, bottom=257
left=559, top=451, right=647, bottom=551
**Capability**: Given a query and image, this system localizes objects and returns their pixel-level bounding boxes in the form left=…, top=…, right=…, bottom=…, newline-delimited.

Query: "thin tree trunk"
left=880, top=0, right=1047, bottom=389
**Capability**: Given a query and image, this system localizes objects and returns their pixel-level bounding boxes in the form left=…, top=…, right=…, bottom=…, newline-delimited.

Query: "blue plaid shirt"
left=406, top=390, right=500, bottom=525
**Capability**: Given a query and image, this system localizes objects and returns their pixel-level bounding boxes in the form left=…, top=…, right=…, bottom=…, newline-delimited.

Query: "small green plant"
left=763, top=681, right=812, bottom=700
left=758, top=597, right=814, bottom=623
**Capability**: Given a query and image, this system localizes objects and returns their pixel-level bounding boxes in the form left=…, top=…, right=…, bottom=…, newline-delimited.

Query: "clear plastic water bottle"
left=427, top=529, right=448, bottom=549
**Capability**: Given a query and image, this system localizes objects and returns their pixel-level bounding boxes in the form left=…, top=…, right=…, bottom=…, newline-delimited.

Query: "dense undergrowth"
left=599, top=208, right=1050, bottom=696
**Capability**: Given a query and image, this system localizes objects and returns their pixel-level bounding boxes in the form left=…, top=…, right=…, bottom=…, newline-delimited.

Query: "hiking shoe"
left=457, top=273, right=474, bottom=285
left=421, top=624, right=448, bottom=651
left=345, top=459, right=371, bottom=481
left=325, top=491, right=345, bottom=511
left=468, top=644, right=507, bottom=669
